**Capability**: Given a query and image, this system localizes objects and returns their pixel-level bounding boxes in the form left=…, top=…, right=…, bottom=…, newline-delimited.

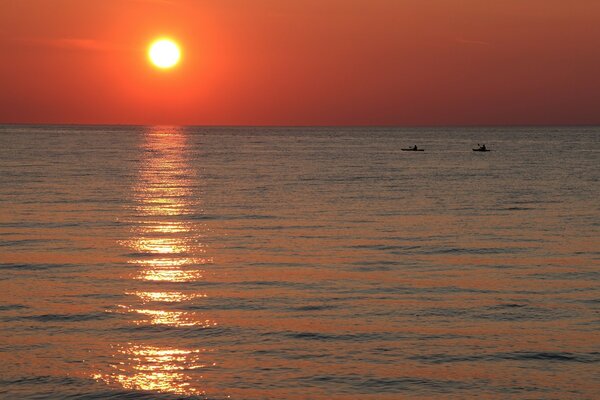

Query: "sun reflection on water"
left=96, top=127, right=216, bottom=397
left=134, top=309, right=216, bottom=327
left=128, top=291, right=206, bottom=303
left=142, top=220, right=191, bottom=234
left=93, top=345, right=214, bottom=396
left=130, top=237, right=189, bottom=254
left=114, top=305, right=216, bottom=327
left=135, top=265, right=205, bottom=282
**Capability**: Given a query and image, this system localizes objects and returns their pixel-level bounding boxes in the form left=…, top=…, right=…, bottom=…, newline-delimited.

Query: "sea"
left=0, top=125, right=598, bottom=399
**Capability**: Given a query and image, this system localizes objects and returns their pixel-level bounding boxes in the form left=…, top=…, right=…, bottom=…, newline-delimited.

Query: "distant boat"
left=401, top=146, right=424, bottom=151
left=473, top=144, right=490, bottom=152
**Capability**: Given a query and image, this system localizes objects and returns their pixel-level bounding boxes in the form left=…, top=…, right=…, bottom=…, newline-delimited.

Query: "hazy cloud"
left=17, top=37, right=115, bottom=51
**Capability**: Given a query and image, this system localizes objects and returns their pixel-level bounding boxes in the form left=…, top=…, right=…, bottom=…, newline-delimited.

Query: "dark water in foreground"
left=0, top=125, right=598, bottom=399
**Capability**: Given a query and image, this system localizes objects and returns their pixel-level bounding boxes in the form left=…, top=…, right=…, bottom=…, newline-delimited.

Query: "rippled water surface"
left=0, top=126, right=598, bottom=399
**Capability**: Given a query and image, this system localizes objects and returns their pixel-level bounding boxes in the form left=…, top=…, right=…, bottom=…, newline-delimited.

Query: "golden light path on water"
left=94, top=127, right=216, bottom=396
left=129, top=291, right=206, bottom=303
left=94, top=345, right=214, bottom=396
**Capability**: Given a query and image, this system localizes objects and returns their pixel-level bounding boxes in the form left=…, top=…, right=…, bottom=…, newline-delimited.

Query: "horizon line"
left=2, top=122, right=600, bottom=129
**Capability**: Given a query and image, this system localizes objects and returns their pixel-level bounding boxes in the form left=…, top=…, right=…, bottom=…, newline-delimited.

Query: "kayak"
left=401, top=148, right=424, bottom=151
left=472, top=148, right=490, bottom=152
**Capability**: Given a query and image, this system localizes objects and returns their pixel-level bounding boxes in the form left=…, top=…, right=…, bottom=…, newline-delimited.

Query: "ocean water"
left=0, top=125, right=598, bottom=399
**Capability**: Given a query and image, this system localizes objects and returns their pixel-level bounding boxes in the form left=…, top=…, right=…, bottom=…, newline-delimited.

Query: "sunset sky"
left=1, top=0, right=599, bottom=126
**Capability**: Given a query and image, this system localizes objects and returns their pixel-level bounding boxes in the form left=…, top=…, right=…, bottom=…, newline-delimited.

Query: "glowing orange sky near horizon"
left=1, top=0, right=599, bottom=126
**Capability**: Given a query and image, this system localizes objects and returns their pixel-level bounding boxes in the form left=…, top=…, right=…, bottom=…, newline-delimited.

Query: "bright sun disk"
left=148, top=39, right=181, bottom=69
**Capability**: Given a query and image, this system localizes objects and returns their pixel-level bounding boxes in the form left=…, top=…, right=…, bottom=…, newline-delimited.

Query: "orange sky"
left=1, top=0, right=599, bottom=126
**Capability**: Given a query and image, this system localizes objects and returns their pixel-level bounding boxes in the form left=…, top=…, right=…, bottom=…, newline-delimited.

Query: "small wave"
left=111, top=322, right=228, bottom=339
left=0, top=375, right=81, bottom=387
left=0, top=221, right=82, bottom=228
left=347, top=244, right=421, bottom=251
left=289, top=304, right=338, bottom=312
left=237, top=280, right=317, bottom=290
left=352, top=264, right=393, bottom=271
left=0, top=263, right=79, bottom=270
left=189, top=213, right=277, bottom=221
left=0, top=304, right=29, bottom=311
left=0, top=239, right=59, bottom=247
left=292, top=374, right=481, bottom=393
left=426, top=286, right=497, bottom=294
left=525, top=271, right=600, bottom=281
left=420, top=246, right=527, bottom=255
left=489, top=303, right=528, bottom=309
left=249, top=224, right=327, bottom=231
left=346, top=244, right=527, bottom=255
left=352, top=260, right=400, bottom=266
left=350, top=260, right=401, bottom=271
left=0, top=375, right=211, bottom=400
left=280, top=331, right=397, bottom=342
left=411, top=351, right=600, bottom=364
left=21, top=312, right=113, bottom=323
left=474, top=308, right=570, bottom=322
left=186, top=300, right=268, bottom=311
left=504, top=352, right=600, bottom=362
left=0, top=342, right=48, bottom=352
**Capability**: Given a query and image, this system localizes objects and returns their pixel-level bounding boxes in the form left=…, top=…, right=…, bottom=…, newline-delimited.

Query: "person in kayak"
left=412, top=145, right=418, bottom=150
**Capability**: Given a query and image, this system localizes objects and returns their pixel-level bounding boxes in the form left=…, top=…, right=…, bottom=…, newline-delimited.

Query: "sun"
left=148, top=39, right=181, bottom=69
